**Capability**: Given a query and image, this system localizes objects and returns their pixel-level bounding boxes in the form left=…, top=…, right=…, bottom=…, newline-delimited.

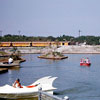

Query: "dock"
left=38, top=88, right=69, bottom=100
left=0, top=68, right=8, bottom=74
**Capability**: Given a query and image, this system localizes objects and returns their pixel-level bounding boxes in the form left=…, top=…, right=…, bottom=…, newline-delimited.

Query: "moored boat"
left=0, top=61, right=19, bottom=68
left=0, top=76, right=57, bottom=99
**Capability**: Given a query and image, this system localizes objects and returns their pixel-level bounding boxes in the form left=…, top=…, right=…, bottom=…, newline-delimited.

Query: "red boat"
left=80, top=58, right=91, bottom=66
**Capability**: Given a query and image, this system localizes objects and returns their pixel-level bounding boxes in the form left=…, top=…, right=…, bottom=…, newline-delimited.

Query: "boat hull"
left=80, top=63, right=91, bottom=66
left=0, top=92, right=37, bottom=99
left=0, top=89, right=53, bottom=99
left=0, top=62, right=19, bottom=68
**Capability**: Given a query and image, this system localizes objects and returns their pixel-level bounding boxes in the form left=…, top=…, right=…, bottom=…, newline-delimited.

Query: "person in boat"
left=80, top=58, right=83, bottom=63
left=8, top=57, right=13, bottom=64
left=13, top=78, right=22, bottom=88
left=81, top=58, right=85, bottom=63
left=13, top=78, right=40, bottom=88
left=86, top=58, right=90, bottom=63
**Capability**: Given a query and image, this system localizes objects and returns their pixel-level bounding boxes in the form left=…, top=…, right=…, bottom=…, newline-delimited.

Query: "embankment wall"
left=1, top=45, right=100, bottom=54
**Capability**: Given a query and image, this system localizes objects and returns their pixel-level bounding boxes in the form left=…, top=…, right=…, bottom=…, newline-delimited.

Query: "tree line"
left=0, top=34, right=100, bottom=45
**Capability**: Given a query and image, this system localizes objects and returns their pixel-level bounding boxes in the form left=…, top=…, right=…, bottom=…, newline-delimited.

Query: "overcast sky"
left=0, top=0, right=100, bottom=37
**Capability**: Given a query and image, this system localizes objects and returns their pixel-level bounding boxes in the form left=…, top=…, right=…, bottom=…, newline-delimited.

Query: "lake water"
left=0, top=54, right=100, bottom=100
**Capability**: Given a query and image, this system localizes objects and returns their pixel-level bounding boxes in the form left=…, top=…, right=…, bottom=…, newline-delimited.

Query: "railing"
left=38, top=88, right=69, bottom=100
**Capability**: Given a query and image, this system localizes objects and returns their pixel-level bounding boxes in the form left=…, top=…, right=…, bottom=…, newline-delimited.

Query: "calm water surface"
left=0, top=54, right=100, bottom=100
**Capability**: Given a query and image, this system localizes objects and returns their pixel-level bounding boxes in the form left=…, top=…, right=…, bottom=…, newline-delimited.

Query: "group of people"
left=80, top=58, right=90, bottom=63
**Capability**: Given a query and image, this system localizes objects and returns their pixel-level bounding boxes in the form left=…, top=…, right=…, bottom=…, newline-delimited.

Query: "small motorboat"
left=0, top=76, right=57, bottom=99
left=80, top=58, right=91, bottom=66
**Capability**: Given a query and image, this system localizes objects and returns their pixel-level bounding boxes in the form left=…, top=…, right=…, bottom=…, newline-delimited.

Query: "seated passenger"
left=13, top=79, right=22, bottom=88
left=86, top=58, right=89, bottom=63
left=8, top=57, right=13, bottom=64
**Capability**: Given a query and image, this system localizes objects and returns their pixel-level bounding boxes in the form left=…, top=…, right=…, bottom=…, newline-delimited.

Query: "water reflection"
left=8, top=70, right=13, bottom=85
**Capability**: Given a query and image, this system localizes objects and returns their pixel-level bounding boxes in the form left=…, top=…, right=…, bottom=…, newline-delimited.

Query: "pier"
left=38, top=88, right=69, bottom=100
left=0, top=68, right=8, bottom=74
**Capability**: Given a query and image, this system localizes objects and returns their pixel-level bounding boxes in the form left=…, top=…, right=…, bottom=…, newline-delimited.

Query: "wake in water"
left=54, top=85, right=91, bottom=95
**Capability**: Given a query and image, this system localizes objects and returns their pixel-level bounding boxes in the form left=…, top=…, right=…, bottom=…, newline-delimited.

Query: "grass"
left=0, top=51, right=8, bottom=56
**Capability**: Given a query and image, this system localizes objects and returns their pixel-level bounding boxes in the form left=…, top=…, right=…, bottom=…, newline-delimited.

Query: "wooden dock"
left=0, top=68, right=8, bottom=74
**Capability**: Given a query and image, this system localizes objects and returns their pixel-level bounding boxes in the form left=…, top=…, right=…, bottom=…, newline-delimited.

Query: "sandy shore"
left=1, top=45, right=100, bottom=54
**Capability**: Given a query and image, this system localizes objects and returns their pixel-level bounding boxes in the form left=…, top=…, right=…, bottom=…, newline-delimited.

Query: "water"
left=0, top=54, right=100, bottom=100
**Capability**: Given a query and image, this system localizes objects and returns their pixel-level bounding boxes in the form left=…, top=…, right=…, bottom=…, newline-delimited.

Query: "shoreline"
left=0, top=45, right=100, bottom=54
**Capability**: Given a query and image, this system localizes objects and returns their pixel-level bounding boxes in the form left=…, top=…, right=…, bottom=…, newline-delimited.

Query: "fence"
left=38, top=88, right=69, bottom=100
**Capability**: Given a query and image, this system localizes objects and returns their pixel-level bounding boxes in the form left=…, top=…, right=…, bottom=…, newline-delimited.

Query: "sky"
left=0, top=0, right=100, bottom=37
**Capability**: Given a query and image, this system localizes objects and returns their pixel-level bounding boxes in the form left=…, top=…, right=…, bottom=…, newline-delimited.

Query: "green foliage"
left=57, top=35, right=74, bottom=41
left=10, top=53, right=21, bottom=60
left=45, top=51, right=63, bottom=57
left=0, top=51, right=8, bottom=56
left=52, top=52, right=63, bottom=57
left=10, top=47, right=17, bottom=53
left=0, top=34, right=100, bottom=45
left=47, top=36, right=55, bottom=41
left=76, top=36, right=100, bottom=45
left=10, top=47, right=21, bottom=60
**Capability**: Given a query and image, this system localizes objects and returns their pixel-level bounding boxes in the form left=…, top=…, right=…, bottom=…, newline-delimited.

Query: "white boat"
left=0, top=76, right=57, bottom=99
